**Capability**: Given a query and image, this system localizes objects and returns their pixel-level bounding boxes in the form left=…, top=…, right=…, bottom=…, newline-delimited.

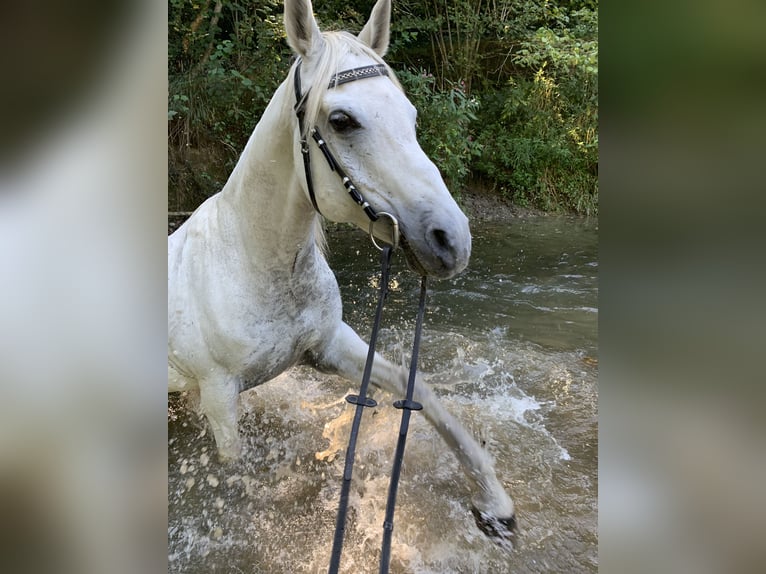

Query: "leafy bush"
left=397, top=69, right=482, bottom=193
left=168, top=0, right=290, bottom=207
left=475, top=66, right=597, bottom=214
left=473, top=6, right=598, bottom=214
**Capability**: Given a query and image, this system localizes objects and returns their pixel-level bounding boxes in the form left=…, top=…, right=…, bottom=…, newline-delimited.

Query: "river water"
left=168, top=216, right=598, bottom=573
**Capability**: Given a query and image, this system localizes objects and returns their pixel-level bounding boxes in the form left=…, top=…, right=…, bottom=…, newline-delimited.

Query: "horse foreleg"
left=313, top=322, right=517, bottom=539
left=197, top=373, right=242, bottom=462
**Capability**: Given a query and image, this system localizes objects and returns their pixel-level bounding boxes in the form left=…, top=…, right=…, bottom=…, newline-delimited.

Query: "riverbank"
left=456, top=185, right=545, bottom=221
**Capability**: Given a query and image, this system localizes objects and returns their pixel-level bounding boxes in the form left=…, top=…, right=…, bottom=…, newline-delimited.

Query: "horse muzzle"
left=399, top=218, right=471, bottom=279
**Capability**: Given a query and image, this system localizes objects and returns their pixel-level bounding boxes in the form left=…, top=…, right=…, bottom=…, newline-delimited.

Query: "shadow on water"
left=168, top=216, right=598, bottom=573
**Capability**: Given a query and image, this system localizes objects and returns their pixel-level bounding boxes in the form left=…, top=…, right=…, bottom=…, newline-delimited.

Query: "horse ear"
left=358, top=0, right=391, bottom=57
left=284, top=0, right=323, bottom=58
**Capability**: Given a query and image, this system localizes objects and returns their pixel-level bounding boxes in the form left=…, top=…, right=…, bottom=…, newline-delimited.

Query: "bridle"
left=293, top=59, right=399, bottom=249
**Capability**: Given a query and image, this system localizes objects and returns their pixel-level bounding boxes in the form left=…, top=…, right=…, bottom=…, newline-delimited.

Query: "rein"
left=379, top=275, right=427, bottom=574
left=327, top=244, right=428, bottom=574
left=292, top=59, right=428, bottom=574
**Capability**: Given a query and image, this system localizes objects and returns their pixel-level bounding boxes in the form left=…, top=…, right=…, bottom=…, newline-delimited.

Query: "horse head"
left=285, top=0, right=471, bottom=279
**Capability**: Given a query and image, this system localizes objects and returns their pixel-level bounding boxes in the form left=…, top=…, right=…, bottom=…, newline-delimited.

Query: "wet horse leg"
left=313, top=322, right=516, bottom=535
left=198, top=372, right=242, bottom=462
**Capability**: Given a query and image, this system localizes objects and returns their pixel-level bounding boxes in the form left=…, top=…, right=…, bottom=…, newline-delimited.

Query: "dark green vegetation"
left=169, top=0, right=597, bottom=214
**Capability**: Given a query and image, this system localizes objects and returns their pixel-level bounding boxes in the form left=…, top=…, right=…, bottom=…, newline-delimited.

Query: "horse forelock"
left=290, top=31, right=402, bottom=139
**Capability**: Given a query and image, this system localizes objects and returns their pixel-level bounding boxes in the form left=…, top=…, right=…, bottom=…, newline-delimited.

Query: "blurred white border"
left=0, top=1, right=167, bottom=572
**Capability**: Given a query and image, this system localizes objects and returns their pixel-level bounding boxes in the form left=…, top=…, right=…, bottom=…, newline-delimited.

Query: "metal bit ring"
left=369, top=212, right=399, bottom=251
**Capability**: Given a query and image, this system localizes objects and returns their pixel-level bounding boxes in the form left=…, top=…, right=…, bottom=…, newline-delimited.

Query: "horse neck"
left=218, top=80, right=319, bottom=267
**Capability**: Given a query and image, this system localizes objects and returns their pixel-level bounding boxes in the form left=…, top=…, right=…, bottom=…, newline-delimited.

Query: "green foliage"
left=168, top=0, right=290, bottom=204
left=472, top=5, right=598, bottom=214
left=168, top=0, right=598, bottom=215
left=397, top=69, right=481, bottom=192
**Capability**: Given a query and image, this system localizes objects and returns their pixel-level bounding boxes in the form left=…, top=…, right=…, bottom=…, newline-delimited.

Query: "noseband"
left=294, top=60, right=399, bottom=247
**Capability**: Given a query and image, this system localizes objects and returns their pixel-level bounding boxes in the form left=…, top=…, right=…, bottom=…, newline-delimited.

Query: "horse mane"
left=289, top=31, right=402, bottom=139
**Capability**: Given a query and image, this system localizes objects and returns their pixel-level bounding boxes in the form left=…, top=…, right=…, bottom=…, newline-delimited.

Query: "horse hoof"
left=471, top=506, right=517, bottom=545
left=216, top=442, right=242, bottom=464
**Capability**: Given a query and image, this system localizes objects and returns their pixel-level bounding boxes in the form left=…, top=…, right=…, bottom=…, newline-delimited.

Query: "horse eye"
left=328, top=111, right=360, bottom=133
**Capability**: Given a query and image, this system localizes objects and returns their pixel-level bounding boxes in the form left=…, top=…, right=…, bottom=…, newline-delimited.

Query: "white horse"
left=168, top=0, right=516, bottom=539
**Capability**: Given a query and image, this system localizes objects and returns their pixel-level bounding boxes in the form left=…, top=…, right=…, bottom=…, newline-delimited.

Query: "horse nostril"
left=431, top=229, right=451, bottom=251
left=428, top=228, right=458, bottom=270
left=413, top=224, right=469, bottom=277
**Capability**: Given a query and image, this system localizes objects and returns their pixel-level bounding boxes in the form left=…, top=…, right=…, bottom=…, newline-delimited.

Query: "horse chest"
left=234, top=272, right=340, bottom=389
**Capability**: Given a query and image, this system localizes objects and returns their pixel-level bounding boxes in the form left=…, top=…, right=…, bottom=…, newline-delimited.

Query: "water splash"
left=168, top=218, right=598, bottom=573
